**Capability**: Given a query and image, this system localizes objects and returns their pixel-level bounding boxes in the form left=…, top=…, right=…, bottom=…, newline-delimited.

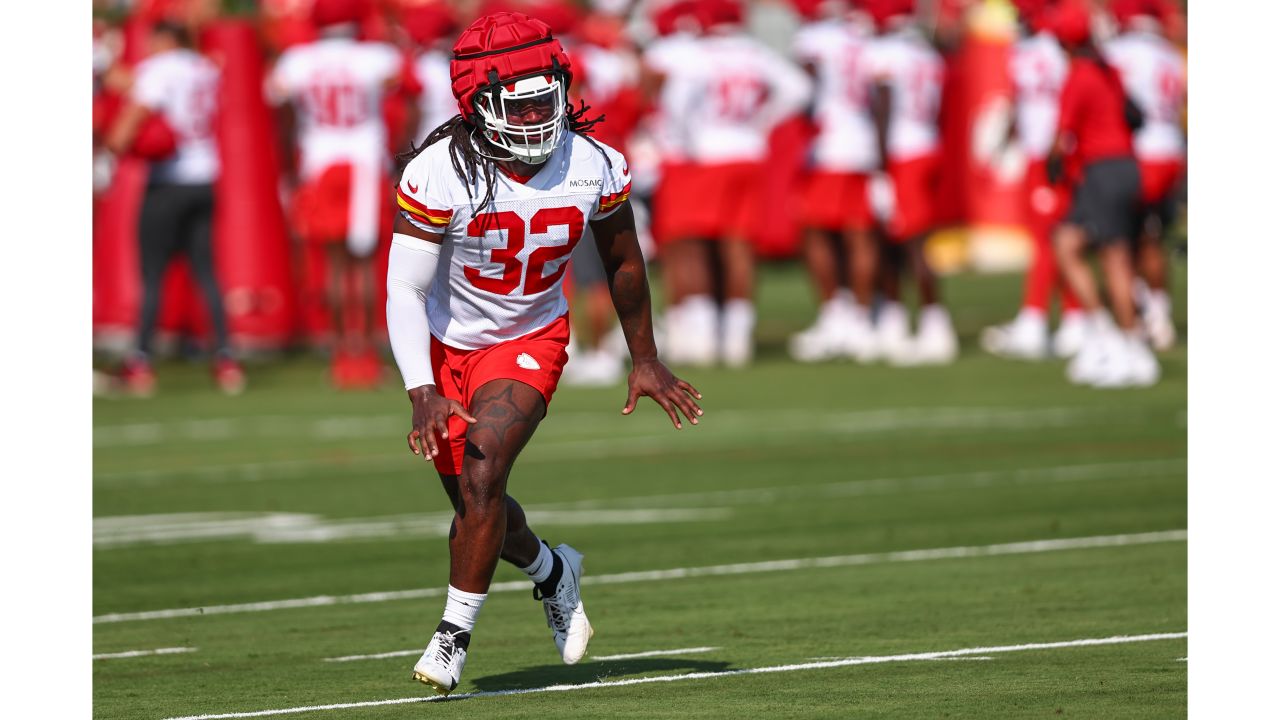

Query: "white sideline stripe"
left=161, top=632, right=1187, bottom=720
left=93, top=646, right=197, bottom=660
left=589, top=646, right=720, bottom=662
left=323, top=649, right=420, bottom=663
left=93, top=530, right=1186, bottom=625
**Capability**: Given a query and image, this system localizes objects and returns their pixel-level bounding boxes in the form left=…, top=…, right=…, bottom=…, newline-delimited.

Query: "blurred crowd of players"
left=92, top=0, right=1186, bottom=394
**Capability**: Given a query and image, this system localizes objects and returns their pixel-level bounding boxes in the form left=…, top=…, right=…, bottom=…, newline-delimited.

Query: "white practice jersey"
left=413, top=49, right=457, bottom=142
left=641, top=32, right=702, bottom=161
left=793, top=18, right=877, bottom=172
left=270, top=37, right=401, bottom=178
left=396, top=133, right=633, bottom=350
left=132, top=48, right=220, bottom=184
left=865, top=27, right=945, bottom=161
left=679, top=33, right=811, bottom=164
left=1009, top=31, right=1068, bottom=160
left=1104, top=30, right=1187, bottom=161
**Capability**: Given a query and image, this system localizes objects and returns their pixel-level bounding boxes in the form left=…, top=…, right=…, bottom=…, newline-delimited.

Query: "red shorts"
left=429, top=315, right=570, bottom=476
left=800, top=171, right=873, bottom=231
left=290, top=162, right=390, bottom=245
left=1138, top=159, right=1185, bottom=206
left=654, top=161, right=762, bottom=244
left=886, top=153, right=940, bottom=242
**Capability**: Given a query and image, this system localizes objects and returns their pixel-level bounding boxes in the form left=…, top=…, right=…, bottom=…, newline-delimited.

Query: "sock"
left=1146, top=289, right=1171, bottom=318
left=683, top=295, right=717, bottom=337
left=535, top=546, right=564, bottom=596
left=919, top=304, right=951, bottom=329
left=723, top=299, right=756, bottom=339
left=520, top=541, right=555, bottom=585
left=441, top=585, right=486, bottom=633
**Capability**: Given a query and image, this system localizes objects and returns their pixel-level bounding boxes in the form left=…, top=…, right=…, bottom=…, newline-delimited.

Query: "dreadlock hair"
left=397, top=98, right=609, bottom=216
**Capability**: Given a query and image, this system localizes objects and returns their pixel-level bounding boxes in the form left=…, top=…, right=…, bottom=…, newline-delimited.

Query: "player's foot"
left=788, top=300, right=848, bottom=363
left=874, top=303, right=915, bottom=366
left=840, top=304, right=878, bottom=364
left=981, top=310, right=1049, bottom=361
left=411, top=623, right=470, bottom=696
left=913, top=305, right=958, bottom=365
left=535, top=544, right=593, bottom=664
left=1090, top=334, right=1160, bottom=389
left=1143, top=309, right=1177, bottom=352
left=213, top=353, right=246, bottom=396
left=1052, top=312, right=1087, bottom=358
left=563, top=348, right=624, bottom=387
left=119, top=354, right=156, bottom=397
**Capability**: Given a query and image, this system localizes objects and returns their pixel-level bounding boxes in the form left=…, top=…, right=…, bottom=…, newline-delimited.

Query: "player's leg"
left=182, top=184, right=244, bottom=394
left=719, top=236, right=755, bottom=367
left=983, top=166, right=1056, bottom=360
left=790, top=228, right=848, bottom=362
left=325, top=245, right=351, bottom=387
left=124, top=185, right=182, bottom=395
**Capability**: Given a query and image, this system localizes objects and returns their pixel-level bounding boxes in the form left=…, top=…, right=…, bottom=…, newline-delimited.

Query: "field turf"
left=93, top=263, right=1187, bottom=719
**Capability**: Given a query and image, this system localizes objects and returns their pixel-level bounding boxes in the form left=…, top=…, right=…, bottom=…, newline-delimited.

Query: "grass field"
left=93, top=263, right=1187, bottom=719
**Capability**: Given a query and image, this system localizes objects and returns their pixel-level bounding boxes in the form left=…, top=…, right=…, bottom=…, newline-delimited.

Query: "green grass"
left=93, top=263, right=1187, bottom=719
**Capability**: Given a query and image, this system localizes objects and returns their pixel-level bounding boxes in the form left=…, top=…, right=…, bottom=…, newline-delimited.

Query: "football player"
left=105, top=19, right=245, bottom=396
left=652, top=0, right=810, bottom=367
left=788, top=0, right=880, bottom=363
left=980, top=0, right=1087, bottom=361
left=864, top=0, right=957, bottom=365
left=268, top=0, right=410, bottom=388
left=1048, top=0, right=1157, bottom=387
left=386, top=12, right=703, bottom=695
left=1103, top=0, right=1186, bottom=351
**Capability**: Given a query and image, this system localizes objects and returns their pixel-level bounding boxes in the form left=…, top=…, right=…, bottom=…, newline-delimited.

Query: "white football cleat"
left=563, top=348, right=624, bottom=387
left=788, top=300, right=848, bottom=363
left=536, top=544, right=593, bottom=665
left=411, top=628, right=469, bottom=695
left=981, top=310, right=1049, bottom=360
left=1066, top=324, right=1112, bottom=386
left=1143, top=309, right=1177, bottom=352
left=1052, top=312, right=1088, bottom=358
left=873, top=302, right=916, bottom=366
left=912, top=305, right=959, bottom=365
left=1090, top=335, right=1160, bottom=389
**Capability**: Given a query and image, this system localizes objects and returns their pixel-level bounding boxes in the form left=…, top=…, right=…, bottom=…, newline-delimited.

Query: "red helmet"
left=652, top=0, right=702, bottom=37
left=450, top=12, right=575, bottom=164
left=1050, top=0, right=1092, bottom=46
left=311, top=0, right=370, bottom=29
left=401, top=2, right=458, bottom=46
left=1012, top=0, right=1050, bottom=33
left=1110, top=0, right=1169, bottom=29
left=792, top=0, right=849, bottom=22
left=861, top=0, right=915, bottom=30
left=696, top=0, right=744, bottom=29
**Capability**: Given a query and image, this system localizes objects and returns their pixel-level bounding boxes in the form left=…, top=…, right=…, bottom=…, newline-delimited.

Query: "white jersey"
left=865, top=27, right=945, bottom=161
left=1009, top=31, right=1068, bottom=160
left=641, top=32, right=702, bottom=161
left=269, top=37, right=401, bottom=178
left=1104, top=30, right=1187, bottom=161
left=396, top=133, right=633, bottom=350
left=793, top=18, right=877, bottom=172
left=680, top=33, right=811, bottom=164
left=413, top=49, right=457, bottom=142
left=131, top=48, right=220, bottom=185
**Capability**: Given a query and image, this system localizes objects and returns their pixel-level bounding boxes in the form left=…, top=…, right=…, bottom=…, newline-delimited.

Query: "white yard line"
left=323, top=649, right=421, bottom=663
left=161, top=632, right=1187, bottom=720
left=93, top=530, right=1186, bottom=624
left=589, top=646, right=720, bottom=662
left=93, top=647, right=197, bottom=660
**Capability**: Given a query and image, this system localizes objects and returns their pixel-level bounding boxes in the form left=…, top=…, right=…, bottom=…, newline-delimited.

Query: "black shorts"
left=1066, top=157, right=1141, bottom=247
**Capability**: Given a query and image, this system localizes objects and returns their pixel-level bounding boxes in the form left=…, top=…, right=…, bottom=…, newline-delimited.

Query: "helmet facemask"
left=474, top=73, right=567, bottom=165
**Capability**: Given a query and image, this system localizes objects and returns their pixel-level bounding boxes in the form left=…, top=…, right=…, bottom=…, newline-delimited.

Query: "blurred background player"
left=981, top=0, right=1086, bottom=361
left=404, top=1, right=460, bottom=142
left=864, top=0, right=956, bottom=365
left=1104, top=0, right=1186, bottom=352
left=787, top=0, right=880, bottom=363
left=106, top=18, right=245, bottom=396
left=269, top=0, right=413, bottom=389
left=654, top=0, right=810, bottom=367
left=1048, top=0, right=1156, bottom=388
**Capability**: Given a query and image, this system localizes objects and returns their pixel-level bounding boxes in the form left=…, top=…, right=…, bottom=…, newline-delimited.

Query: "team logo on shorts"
left=516, top=353, right=541, bottom=370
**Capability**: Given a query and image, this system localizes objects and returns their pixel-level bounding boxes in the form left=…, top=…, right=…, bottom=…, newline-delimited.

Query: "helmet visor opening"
left=475, top=74, right=566, bottom=163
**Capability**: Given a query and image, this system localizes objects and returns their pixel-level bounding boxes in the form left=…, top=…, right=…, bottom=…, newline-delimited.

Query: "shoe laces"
left=533, top=585, right=574, bottom=633
left=433, top=630, right=460, bottom=666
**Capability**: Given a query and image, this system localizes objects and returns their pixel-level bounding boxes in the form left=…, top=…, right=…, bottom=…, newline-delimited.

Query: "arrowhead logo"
left=406, top=180, right=419, bottom=194
left=516, top=353, right=541, bottom=370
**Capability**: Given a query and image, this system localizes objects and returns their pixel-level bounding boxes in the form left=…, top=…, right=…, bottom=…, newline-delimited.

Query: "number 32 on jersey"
left=463, top=207, right=584, bottom=297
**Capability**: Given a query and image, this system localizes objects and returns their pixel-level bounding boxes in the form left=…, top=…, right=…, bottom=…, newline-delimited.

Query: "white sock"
left=1146, top=289, right=1171, bottom=318
left=1016, top=306, right=1048, bottom=324
left=919, top=304, right=952, bottom=329
left=723, top=299, right=755, bottom=339
left=441, top=585, right=486, bottom=632
left=683, top=295, right=718, bottom=340
left=519, top=541, right=555, bottom=585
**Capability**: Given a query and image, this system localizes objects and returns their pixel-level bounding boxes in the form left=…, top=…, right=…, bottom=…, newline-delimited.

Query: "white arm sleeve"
left=386, top=232, right=442, bottom=390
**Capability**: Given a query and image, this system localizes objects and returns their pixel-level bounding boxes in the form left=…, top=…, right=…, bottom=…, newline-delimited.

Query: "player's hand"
left=622, top=359, right=703, bottom=430
left=406, top=385, right=476, bottom=460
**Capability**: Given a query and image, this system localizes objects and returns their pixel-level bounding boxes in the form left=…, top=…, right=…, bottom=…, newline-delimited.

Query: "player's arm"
left=104, top=100, right=150, bottom=155
left=589, top=200, right=703, bottom=430
left=386, top=212, right=476, bottom=459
